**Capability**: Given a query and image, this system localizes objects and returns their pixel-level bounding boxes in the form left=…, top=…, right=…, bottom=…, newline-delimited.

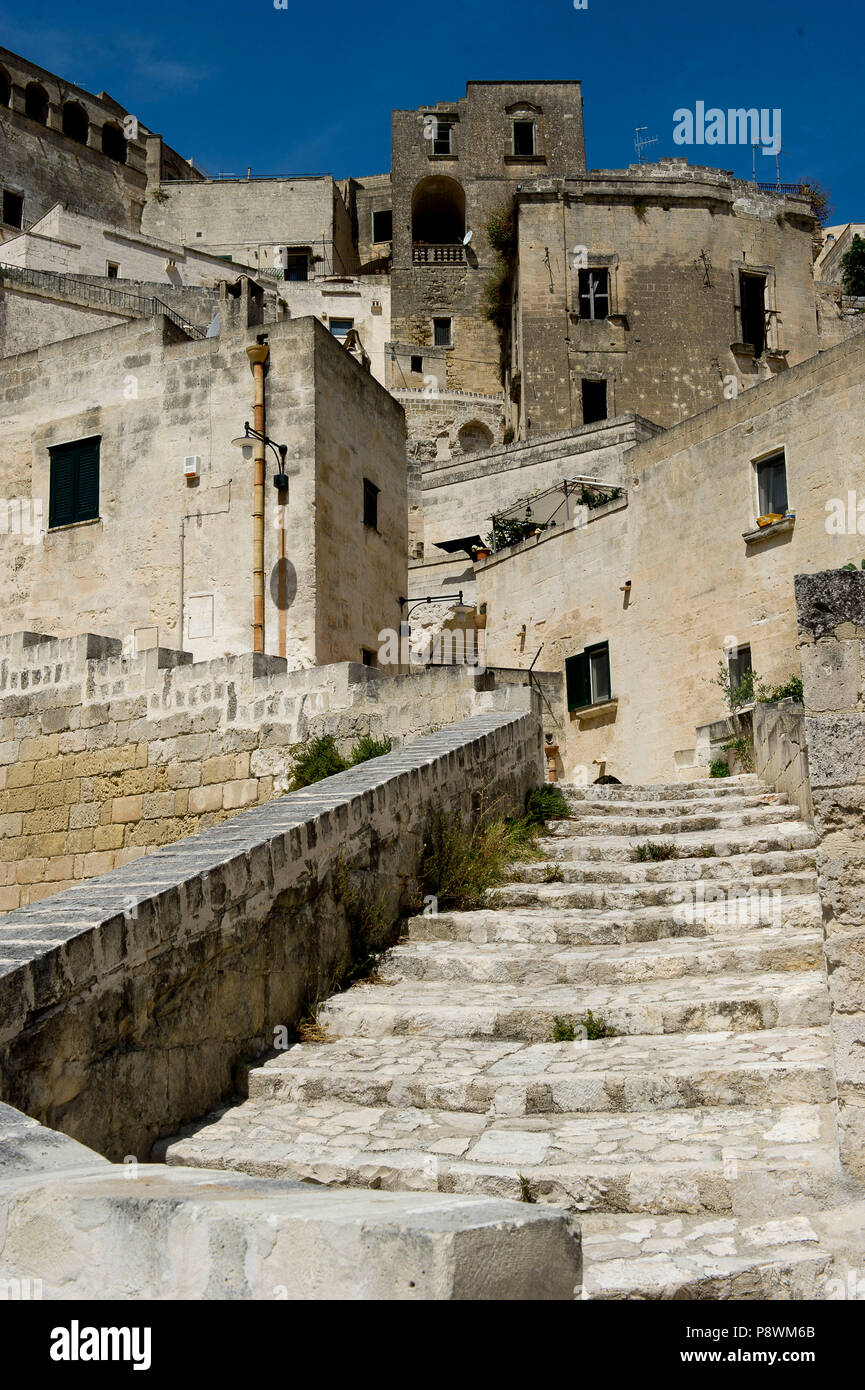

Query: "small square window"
left=361, top=647, right=377, bottom=667
left=755, top=451, right=788, bottom=517
left=106, top=262, right=119, bottom=279
left=433, top=317, right=452, bottom=347
left=410, top=354, right=423, bottom=374
left=513, top=120, right=536, bottom=157
left=363, top=477, right=379, bottom=529
left=2, top=190, right=23, bottom=229
left=372, top=209, right=392, bottom=243
left=330, top=318, right=354, bottom=339
left=578, top=268, right=610, bottom=320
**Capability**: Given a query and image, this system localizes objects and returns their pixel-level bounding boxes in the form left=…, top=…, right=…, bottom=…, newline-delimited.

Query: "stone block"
left=112, top=795, right=143, bottom=824
left=188, top=784, right=223, bottom=815
left=222, top=779, right=259, bottom=810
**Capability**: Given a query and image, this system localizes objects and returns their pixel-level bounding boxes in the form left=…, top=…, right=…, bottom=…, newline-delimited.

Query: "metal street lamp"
left=231, top=422, right=289, bottom=492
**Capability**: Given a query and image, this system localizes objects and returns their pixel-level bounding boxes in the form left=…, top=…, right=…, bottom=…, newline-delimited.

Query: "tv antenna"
left=635, top=126, right=658, bottom=164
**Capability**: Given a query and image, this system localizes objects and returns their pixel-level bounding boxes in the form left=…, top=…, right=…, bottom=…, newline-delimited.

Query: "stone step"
left=317, top=970, right=830, bottom=1041
left=560, top=793, right=789, bottom=818
left=381, top=929, right=823, bottom=989
left=580, top=1211, right=836, bottom=1299
left=242, top=1027, right=835, bottom=1115
left=160, top=1098, right=842, bottom=1218
left=561, top=776, right=762, bottom=802
left=489, top=872, right=817, bottom=912
left=407, top=895, right=822, bottom=946
left=529, top=847, right=817, bottom=878
left=558, top=807, right=803, bottom=837
left=538, top=824, right=819, bottom=859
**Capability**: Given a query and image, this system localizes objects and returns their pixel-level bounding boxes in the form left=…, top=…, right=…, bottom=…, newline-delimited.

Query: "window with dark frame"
left=283, top=253, right=308, bottom=282
left=513, top=120, right=536, bottom=156
left=361, top=648, right=377, bottom=667
left=48, top=437, right=101, bottom=529
left=566, top=641, right=612, bottom=711
left=432, top=120, right=454, bottom=155
left=755, top=451, right=788, bottom=517
left=329, top=318, right=354, bottom=339
left=727, top=644, right=753, bottom=693
left=106, top=262, right=119, bottom=279
left=739, top=272, right=767, bottom=356
left=433, top=317, right=452, bottom=347
left=410, top=354, right=423, bottom=374
left=2, top=190, right=23, bottom=229
left=581, top=378, right=608, bottom=425
left=372, top=209, right=392, bottom=243
left=578, top=268, right=610, bottom=320
left=363, top=477, right=379, bottom=529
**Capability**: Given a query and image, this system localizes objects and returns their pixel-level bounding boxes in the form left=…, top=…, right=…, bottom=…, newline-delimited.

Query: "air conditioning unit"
left=183, top=455, right=200, bottom=479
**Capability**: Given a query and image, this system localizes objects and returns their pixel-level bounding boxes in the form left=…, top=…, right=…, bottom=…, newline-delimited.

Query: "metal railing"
left=0, top=262, right=206, bottom=339
left=412, top=243, right=465, bottom=265
left=756, top=182, right=812, bottom=199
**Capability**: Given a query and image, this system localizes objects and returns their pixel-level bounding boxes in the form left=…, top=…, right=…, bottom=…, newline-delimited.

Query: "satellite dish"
left=463, top=229, right=473, bottom=246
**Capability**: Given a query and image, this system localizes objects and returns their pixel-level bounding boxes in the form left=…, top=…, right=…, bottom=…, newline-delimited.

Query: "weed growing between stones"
left=635, top=841, right=679, bottom=861
left=551, top=1010, right=617, bottom=1042
left=542, top=865, right=565, bottom=882
left=288, top=733, right=394, bottom=789
left=710, top=758, right=732, bottom=778
left=418, top=788, right=547, bottom=910
left=525, top=785, right=571, bottom=823
left=518, top=1175, right=536, bottom=1203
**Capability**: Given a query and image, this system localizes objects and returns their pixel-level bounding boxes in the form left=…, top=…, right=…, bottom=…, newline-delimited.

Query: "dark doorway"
left=582, top=379, right=608, bottom=425
left=740, top=273, right=767, bottom=356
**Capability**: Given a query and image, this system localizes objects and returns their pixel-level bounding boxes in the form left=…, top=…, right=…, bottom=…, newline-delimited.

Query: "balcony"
left=412, top=243, right=465, bottom=265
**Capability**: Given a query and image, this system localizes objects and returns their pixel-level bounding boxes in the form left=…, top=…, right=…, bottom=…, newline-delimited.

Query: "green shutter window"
left=566, top=641, right=611, bottom=710
left=48, top=437, right=100, bottom=529
left=565, top=651, right=591, bottom=711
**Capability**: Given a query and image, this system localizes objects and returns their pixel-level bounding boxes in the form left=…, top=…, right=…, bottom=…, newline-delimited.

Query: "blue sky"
left=3, top=0, right=862, bottom=221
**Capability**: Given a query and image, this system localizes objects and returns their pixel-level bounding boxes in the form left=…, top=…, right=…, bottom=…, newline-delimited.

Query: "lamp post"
left=231, top=406, right=290, bottom=656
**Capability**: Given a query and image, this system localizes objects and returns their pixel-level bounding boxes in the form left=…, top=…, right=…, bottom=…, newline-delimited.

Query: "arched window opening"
left=101, top=121, right=127, bottom=163
left=411, top=176, right=465, bottom=246
left=458, top=421, right=494, bottom=455
left=62, top=101, right=89, bottom=145
left=24, top=82, right=49, bottom=125
left=0, top=67, right=11, bottom=108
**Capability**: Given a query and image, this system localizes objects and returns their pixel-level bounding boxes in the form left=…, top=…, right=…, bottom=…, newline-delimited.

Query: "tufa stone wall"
left=795, top=570, right=865, bottom=1182
left=0, top=631, right=541, bottom=911
left=0, top=707, right=544, bottom=1160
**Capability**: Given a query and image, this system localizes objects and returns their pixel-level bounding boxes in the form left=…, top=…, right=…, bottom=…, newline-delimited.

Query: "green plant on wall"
left=841, top=234, right=865, bottom=295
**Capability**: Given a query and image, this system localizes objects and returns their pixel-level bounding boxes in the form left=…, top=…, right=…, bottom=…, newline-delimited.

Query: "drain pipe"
left=178, top=517, right=185, bottom=650
left=247, top=339, right=270, bottom=654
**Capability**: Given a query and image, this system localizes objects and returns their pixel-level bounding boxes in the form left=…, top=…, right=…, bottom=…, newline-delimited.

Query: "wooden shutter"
left=74, top=439, right=100, bottom=522
left=49, top=449, right=77, bottom=528
left=48, top=437, right=100, bottom=528
left=565, top=651, right=591, bottom=711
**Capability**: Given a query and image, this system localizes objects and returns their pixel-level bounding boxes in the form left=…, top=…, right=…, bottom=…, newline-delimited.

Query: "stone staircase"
left=159, top=774, right=865, bottom=1298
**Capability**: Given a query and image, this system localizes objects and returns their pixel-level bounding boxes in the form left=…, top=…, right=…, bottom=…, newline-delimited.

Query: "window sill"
left=427, top=153, right=458, bottom=161
left=47, top=517, right=102, bottom=535
left=743, top=514, right=795, bottom=545
left=504, top=154, right=547, bottom=165
left=571, top=697, right=618, bottom=725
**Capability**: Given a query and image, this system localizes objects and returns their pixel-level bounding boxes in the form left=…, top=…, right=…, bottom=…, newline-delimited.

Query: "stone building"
left=0, top=292, right=407, bottom=666
left=475, top=327, right=865, bottom=783
left=504, top=160, right=822, bottom=438
left=0, top=45, right=199, bottom=240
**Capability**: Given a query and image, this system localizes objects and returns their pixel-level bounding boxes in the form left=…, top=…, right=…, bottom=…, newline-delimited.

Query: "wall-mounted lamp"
left=231, top=422, right=289, bottom=490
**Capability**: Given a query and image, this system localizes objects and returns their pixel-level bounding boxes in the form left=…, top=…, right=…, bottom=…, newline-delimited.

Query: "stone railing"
left=0, top=706, right=544, bottom=1162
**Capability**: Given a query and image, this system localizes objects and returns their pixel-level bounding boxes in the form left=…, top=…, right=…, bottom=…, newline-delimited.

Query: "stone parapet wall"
left=753, top=699, right=812, bottom=822
left=0, top=706, right=544, bottom=1159
left=795, top=570, right=865, bottom=1180
left=0, top=631, right=538, bottom=912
